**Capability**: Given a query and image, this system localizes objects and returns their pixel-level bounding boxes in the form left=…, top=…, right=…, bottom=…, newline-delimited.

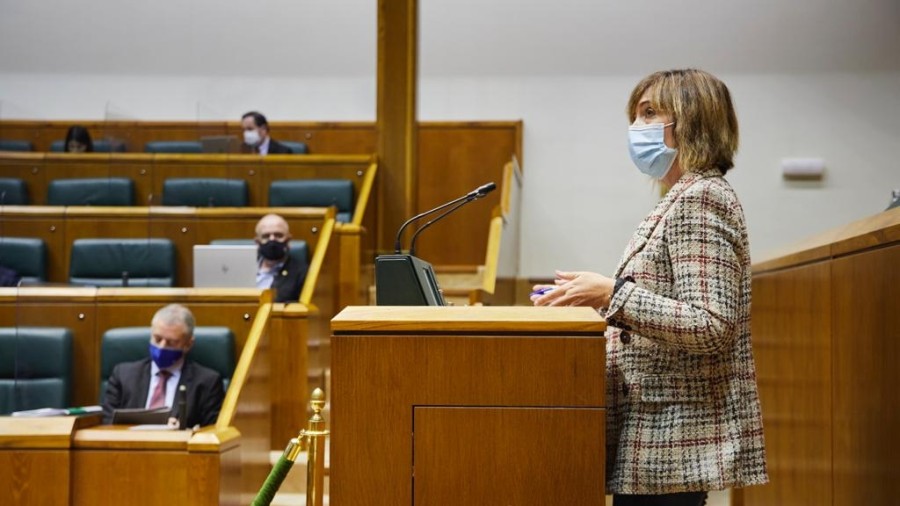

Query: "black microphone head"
left=476, top=182, right=497, bottom=197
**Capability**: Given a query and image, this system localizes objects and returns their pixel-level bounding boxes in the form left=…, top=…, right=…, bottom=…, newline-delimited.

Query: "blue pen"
left=530, top=287, right=555, bottom=296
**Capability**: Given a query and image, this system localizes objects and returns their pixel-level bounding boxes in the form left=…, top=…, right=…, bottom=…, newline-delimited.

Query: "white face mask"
left=243, top=129, right=261, bottom=146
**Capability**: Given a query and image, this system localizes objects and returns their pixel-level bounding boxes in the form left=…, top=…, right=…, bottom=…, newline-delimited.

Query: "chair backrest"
left=0, top=237, right=46, bottom=283
left=279, top=141, right=309, bottom=154
left=144, top=141, right=203, bottom=154
left=209, top=238, right=309, bottom=272
left=50, top=139, right=127, bottom=153
left=162, top=178, right=249, bottom=207
left=0, top=177, right=29, bottom=205
left=0, top=139, right=34, bottom=152
left=99, top=326, right=236, bottom=399
left=69, top=238, right=175, bottom=287
left=268, top=179, right=354, bottom=222
left=0, top=327, right=73, bottom=414
left=47, top=177, right=135, bottom=206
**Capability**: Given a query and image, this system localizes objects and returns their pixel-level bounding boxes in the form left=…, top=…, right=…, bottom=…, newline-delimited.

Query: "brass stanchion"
left=300, top=388, right=329, bottom=506
left=251, top=388, right=330, bottom=506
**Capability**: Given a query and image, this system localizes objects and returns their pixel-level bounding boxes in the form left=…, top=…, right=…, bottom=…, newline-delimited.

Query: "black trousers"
left=613, top=491, right=708, bottom=506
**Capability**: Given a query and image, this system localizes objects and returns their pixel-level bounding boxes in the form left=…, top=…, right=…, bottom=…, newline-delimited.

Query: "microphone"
left=375, top=181, right=496, bottom=306
left=393, top=182, right=497, bottom=254
left=177, top=385, right=187, bottom=430
left=408, top=183, right=495, bottom=256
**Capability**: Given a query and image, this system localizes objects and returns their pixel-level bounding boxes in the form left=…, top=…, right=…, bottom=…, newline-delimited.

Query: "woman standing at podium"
left=532, top=69, right=767, bottom=506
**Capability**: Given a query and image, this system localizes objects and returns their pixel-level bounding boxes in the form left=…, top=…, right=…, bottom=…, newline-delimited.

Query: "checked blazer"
left=603, top=167, right=768, bottom=494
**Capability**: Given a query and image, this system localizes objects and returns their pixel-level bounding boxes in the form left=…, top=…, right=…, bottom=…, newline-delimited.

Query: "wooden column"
left=376, top=0, right=417, bottom=253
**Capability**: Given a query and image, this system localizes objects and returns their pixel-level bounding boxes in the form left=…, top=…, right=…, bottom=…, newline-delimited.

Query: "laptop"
left=193, top=245, right=258, bottom=288
left=199, top=135, right=240, bottom=154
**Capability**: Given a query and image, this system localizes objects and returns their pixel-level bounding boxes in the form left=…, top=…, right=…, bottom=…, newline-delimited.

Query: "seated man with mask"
left=102, top=304, right=224, bottom=427
left=256, top=213, right=306, bottom=303
left=241, top=111, right=292, bottom=155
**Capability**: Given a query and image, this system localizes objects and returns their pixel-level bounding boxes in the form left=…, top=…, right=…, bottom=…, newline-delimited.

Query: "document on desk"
left=129, top=424, right=178, bottom=431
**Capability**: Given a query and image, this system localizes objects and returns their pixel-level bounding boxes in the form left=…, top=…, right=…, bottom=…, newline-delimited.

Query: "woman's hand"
left=531, top=270, right=615, bottom=309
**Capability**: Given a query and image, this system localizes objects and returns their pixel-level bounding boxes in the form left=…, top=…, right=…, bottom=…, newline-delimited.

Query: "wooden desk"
left=71, top=425, right=241, bottom=506
left=330, top=306, right=607, bottom=505
left=0, top=414, right=101, bottom=505
left=738, top=207, right=900, bottom=506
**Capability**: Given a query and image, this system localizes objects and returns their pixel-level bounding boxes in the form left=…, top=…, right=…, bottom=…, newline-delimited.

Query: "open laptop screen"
left=193, top=245, right=258, bottom=288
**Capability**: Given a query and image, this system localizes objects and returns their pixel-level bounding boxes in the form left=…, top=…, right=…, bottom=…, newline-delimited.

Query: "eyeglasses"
left=258, top=232, right=287, bottom=240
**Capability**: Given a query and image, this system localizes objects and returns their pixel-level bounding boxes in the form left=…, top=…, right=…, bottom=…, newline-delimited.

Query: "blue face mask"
left=628, top=122, right=677, bottom=179
left=149, top=342, right=184, bottom=369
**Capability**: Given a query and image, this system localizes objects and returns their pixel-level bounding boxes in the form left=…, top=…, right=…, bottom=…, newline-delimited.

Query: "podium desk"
left=71, top=425, right=241, bottom=506
left=331, top=306, right=607, bottom=505
left=0, top=414, right=100, bottom=505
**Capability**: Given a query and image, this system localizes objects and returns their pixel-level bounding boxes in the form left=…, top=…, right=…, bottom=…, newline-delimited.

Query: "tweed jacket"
left=603, top=167, right=768, bottom=494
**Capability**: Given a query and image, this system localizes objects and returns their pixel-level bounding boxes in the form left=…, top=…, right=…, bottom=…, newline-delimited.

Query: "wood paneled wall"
left=739, top=207, right=900, bottom=505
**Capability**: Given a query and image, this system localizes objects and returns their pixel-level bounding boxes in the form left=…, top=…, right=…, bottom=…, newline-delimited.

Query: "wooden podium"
left=331, top=306, right=607, bottom=505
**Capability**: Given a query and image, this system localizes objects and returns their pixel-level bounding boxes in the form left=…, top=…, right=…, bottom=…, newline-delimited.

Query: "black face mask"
left=258, top=240, right=288, bottom=261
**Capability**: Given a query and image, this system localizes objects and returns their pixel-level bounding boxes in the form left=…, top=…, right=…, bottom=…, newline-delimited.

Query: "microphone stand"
left=408, top=198, right=473, bottom=257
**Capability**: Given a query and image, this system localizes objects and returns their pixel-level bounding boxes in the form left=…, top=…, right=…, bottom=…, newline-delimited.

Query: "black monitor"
left=374, top=254, right=445, bottom=306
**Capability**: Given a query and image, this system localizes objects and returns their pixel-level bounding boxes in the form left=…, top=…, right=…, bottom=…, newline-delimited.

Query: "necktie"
left=148, top=370, right=172, bottom=409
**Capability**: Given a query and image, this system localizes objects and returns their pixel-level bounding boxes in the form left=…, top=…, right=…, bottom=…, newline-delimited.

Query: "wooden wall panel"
left=744, top=263, right=833, bottom=506
left=416, top=122, right=521, bottom=265
left=0, top=450, right=70, bottom=505
left=831, top=245, right=900, bottom=505
left=741, top=209, right=899, bottom=506
left=414, top=407, right=605, bottom=506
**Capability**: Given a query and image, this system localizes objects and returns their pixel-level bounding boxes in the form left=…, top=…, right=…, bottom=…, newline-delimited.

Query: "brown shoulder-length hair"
left=627, top=69, right=739, bottom=174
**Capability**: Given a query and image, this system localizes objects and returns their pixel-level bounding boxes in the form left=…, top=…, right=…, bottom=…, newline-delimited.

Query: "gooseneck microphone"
left=376, top=181, right=496, bottom=306
left=393, top=182, right=497, bottom=253
left=408, top=183, right=496, bottom=257
left=178, top=385, right=187, bottom=430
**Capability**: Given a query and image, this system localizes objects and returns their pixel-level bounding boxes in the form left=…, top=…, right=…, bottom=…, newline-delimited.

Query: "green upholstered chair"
left=0, top=139, right=33, bottom=152
left=268, top=179, right=354, bottom=223
left=209, top=238, right=309, bottom=274
left=0, top=177, right=29, bottom=205
left=161, top=178, right=249, bottom=207
left=50, top=139, right=127, bottom=153
left=144, top=141, right=203, bottom=154
left=47, top=177, right=135, bottom=206
left=0, top=327, right=73, bottom=414
left=99, top=326, right=236, bottom=401
left=69, top=238, right=175, bottom=287
left=279, top=141, right=309, bottom=154
left=0, top=237, right=47, bottom=283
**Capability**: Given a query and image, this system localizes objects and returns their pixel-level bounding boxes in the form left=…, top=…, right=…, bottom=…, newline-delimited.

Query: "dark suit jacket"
left=270, top=254, right=307, bottom=302
left=267, top=138, right=292, bottom=154
left=102, top=358, right=224, bottom=427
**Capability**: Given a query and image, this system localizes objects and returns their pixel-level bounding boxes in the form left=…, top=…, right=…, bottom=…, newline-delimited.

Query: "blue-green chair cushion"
left=69, top=238, right=175, bottom=287
left=47, top=178, right=134, bottom=206
left=269, top=179, right=353, bottom=222
left=0, top=237, right=46, bottom=283
left=279, top=141, right=309, bottom=155
left=0, top=327, right=73, bottom=414
left=0, top=178, right=29, bottom=205
left=144, top=141, right=203, bottom=154
left=0, top=139, right=33, bottom=152
left=162, top=178, right=248, bottom=207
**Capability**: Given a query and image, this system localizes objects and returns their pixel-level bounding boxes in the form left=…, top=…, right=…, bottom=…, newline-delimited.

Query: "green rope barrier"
left=251, top=438, right=301, bottom=506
